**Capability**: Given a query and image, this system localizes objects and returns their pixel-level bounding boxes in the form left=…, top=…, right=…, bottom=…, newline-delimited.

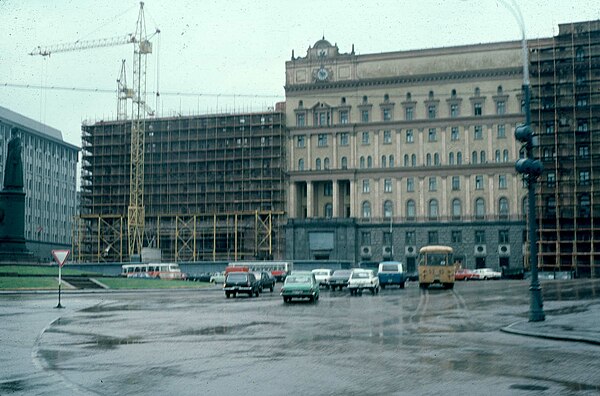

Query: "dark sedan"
left=328, top=269, right=352, bottom=291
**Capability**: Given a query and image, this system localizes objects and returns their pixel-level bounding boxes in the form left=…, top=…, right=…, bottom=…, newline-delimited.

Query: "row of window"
left=356, top=174, right=509, bottom=193
left=297, top=149, right=512, bottom=171
left=361, top=229, right=511, bottom=246
left=296, top=125, right=508, bottom=148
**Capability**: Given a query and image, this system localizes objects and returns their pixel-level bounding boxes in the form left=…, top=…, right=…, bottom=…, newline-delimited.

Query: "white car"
left=347, top=269, right=380, bottom=295
left=311, top=269, right=334, bottom=288
left=473, top=268, right=502, bottom=280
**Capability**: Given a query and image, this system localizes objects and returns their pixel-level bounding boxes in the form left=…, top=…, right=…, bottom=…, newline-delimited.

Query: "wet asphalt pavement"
left=2, top=279, right=600, bottom=395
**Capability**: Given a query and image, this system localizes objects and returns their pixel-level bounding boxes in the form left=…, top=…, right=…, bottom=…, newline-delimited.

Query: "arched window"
left=411, top=154, right=417, bottom=167
left=451, top=88, right=457, bottom=97
left=449, top=152, right=455, bottom=165
left=475, top=87, right=481, bottom=96
left=457, top=152, right=463, bottom=165
left=384, top=93, right=390, bottom=102
left=316, top=158, right=322, bottom=170
left=406, top=92, right=412, bottom=100
left=324, top=203, right=333, bottom=218
left=434, top=153, right=440, bottom=165
left=362, top=201, right=372, bottom=218
left=499, top=197, right=509, bottom=219
left=475, top=198, right=486, bottom=219
left=406, top=200, right=416, bottom=220
left=383, top=200, right=393, bottom=218
left=367, top=156, right=373, bottom=168
left=298, top=158, right=304, bottom=171
left=497, top=86, right=503, bottom=95
left=503, top=149, right=509, bottom=162
left=389, top=155, right=395, bottom=167
left=360, top=156, right=365, bottom=169
left=426, top=153, right=432, bottom=166
left=381, top=155, right=387, bottom=168
left=495, top=150, right=501, bottom=162
left=428, top=90, right=434, bottom=99
left=428, top=199, right=439, bottom=219
left=452, top=198, right=462, bottom=219
left=480, top=151, right=486, bottom=163
left=404, top=154, right=409, bottom=167
left=472, top=151, right=478, bottom=164
left=341, top=156, right=348, bottom=169
left=323, top=157, right=330, bottom=170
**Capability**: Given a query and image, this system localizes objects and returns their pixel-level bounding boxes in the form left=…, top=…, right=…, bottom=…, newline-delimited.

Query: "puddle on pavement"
left=178, top=321, right=280, bottom=337
left=80, top=303, right=143, bottom=313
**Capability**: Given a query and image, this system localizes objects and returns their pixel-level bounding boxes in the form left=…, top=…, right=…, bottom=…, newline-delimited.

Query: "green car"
left=280, top=272, right=320, bottom=303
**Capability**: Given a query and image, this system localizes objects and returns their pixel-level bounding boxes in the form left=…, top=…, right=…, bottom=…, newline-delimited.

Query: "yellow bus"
left=418, top=245, right=455, bottom=289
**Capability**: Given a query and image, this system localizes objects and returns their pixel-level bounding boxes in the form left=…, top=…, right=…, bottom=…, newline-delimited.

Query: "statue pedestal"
left=0, top=189, right=33, bottom=262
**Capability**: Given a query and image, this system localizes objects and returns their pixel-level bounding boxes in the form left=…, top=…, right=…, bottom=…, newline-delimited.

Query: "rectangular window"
left=450, top=104, right=459, bottom=118
left=428, top=128, right=437, bottom=142
left=383, top=232, right=392, bottom=246
left=405, top=107, right=413, bottom=121
left=428, top=177, right=437, bottom=191
left=317, top=112, right=328, bottom=126
left=405, top=231, right=416, bottom=245
left=428, top=231, right=438, bottom=244
left=361, top=231, right=371, bottom=245
left=496, top=101, right=506, bottom=115
left=451, top=127, right=459, bottom=141
left=406, top=129, right=414, bottom=143
left=578, top=146, right=590, bottom=158
left=318, top=134, right=328, bottom=147
left=547, top=172, right=556, bottom=188
left=499, top=230, right=509, bottom=244
left=362, top=179, right=370, bottom=193
left=407, top=177, right=415, bottom=192
left=384, top=178, right=392, bottom=193
left=383, top=108, right=392, bottom=121
left=297, top=135, right=305, bottom=148
left=497, top=124, right=506, bottom=138
left=296, top=113, right=305, bottom=127
left=499, top=175, right=507, bottom=189
left=474, top=102, right=482, bottom=116
left=324, top=182, right=333, bottom=196
left=475, top=230, right=486, bottom=244
left=428, top=105, right=436, bottom=119
left=383, top=130, right=392, bottom=144
left=545, top=122, right=555, bottom=134
left=474, top=125, right=483, bottom=140
left=451, top=176, right=460, bottom=191
left=362, top=132, right=370, bottom=145
left=451, top=230, right=462, bottom=243
left=339, top=132, right=349, bottom=146
left=339, top=110, right=349, bottom=124
left=580, top=171, right=590, bottom=185
left=475, top=175, right=484, bottom=190
left=361, top=110, right=369, bottom=123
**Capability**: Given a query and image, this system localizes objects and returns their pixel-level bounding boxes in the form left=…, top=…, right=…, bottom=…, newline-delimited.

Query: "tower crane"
left=30, top=2, right=159, bottom=259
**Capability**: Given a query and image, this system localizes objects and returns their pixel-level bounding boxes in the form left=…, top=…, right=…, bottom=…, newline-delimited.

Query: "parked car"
left=280, top=271, right=319, bottom=303
left=377, top=261, right=406, bottom=289
left=223, top=272, right=260, bottom=298
left=312, top=268, right=333, bottom=288
left=329, top=270, right=352, bottom=291
left=473, top=268, right=502, bottom=280
left=254, top=271, right=276, bottom=292
left=348, top=269, right=380, bottom=295
left=210, top=272, right=226, bottom=284
left=454, top=268, right=480, bottom=281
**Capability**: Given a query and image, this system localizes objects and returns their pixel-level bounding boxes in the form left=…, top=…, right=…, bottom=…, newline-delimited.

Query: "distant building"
left=531, top=20, right=600, bottom=277
left=77, top=111, right=286, bottom=262
left=284, top=38, right=527, bottom=273
left=0, top=106, right=79, bottom=260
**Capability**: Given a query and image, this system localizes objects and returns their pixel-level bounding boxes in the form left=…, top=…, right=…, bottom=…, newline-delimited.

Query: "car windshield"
left=353, top=272, right=369, bottom=279
left=314, top=271, right=328, bottom=275
left=286, top=276, right=310, bottom=284
left=333, top=270, right=351, bottom=277
left=227, top=274, right=248, bottom=282
left=380, top=264, right=399, bottom=272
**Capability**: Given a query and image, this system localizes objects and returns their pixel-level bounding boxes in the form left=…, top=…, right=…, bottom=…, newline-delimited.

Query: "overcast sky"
left=1, top=0, right=599, bottom=147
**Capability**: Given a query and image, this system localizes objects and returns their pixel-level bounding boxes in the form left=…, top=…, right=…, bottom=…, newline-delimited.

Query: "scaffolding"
left=530, top=21, right=600, bottom=278
left=76, top=110, right=287, bottom=263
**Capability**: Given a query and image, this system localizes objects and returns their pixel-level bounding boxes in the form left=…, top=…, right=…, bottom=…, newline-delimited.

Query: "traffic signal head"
left=515, top=158, right=543, bottom=177
left=515, top=123, right=534, bottom=143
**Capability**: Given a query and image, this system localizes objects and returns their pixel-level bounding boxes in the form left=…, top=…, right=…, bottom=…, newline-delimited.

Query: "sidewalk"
left=501, top=300, right=600, bottom=345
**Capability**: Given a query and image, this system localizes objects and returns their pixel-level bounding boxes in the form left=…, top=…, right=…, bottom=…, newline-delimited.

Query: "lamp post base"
left=529, top=285, right=545, bottom=322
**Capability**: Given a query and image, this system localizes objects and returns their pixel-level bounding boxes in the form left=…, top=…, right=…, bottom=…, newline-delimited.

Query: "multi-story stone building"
left=531, top=20, right=600, bottom=278
left=0, top=106, right=79, bottom=260
left=284, top=38, right=527, bottom=273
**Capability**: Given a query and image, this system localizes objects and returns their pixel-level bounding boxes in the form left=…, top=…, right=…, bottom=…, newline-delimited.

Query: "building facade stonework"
left=284, top=39, right=527, bottom=272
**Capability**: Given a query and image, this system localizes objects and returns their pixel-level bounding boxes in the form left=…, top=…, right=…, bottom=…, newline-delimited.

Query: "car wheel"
left=381, top=284, right=386, bottom=289
left=248, top=291, right=253, bottom=298
left=308, top=296, right=314, bottom=302
left=358, top=289, right=363, bottom=296
left=371, top=288, right=376, bottom=295
left=400, top=282, right=405, bottom=289
left=255, top=290, right=260, bottom=297
left=233, top=293, right=237, bottom=298
left=270, top=286, right=274, bottom=292
left=226, top=293, right=230, bottom=298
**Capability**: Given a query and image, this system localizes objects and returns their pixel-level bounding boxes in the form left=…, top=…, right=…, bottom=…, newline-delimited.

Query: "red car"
left=455, top=268, right=480, bottom=281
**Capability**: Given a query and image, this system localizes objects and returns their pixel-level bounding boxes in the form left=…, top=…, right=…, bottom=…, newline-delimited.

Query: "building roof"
left=0, top=105, right=63, bottom=142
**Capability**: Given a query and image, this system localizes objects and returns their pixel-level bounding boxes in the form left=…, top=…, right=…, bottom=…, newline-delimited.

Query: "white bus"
left=121, top=263, right=186, bottom=280
left=227, top=261, right=292, bottom=281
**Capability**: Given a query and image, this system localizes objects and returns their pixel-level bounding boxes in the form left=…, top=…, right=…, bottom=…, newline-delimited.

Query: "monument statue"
left=4, top=131, right=24, bottom=190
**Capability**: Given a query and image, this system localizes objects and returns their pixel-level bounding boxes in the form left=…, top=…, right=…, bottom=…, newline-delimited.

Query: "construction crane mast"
left=30, top=2, right=158, bottom=259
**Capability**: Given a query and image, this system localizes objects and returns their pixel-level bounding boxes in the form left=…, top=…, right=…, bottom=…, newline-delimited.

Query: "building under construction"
left=76, top=109, right=286, bottom=263
left=531, top=20, right=600, bottom=277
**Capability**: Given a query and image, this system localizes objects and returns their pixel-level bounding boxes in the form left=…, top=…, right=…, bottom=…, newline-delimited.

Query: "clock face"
left=317, top=67, right=329, bottom=81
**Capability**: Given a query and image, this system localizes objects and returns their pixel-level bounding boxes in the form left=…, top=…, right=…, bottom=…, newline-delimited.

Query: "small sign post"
left=52, top=250, right=70, bottom=309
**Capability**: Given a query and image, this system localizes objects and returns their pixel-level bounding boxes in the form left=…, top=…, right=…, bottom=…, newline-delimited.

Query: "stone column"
left=306, top=181, right=314, bottom=218
left=332, top=180, right=339, bottom=218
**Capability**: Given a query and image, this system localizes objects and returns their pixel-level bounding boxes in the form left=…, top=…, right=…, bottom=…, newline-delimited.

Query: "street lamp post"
left=503, top=0, right=545, bottom=322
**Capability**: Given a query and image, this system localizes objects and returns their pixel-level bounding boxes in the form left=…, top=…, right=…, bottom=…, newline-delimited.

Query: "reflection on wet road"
left=12, top=280, right=600, bottom=395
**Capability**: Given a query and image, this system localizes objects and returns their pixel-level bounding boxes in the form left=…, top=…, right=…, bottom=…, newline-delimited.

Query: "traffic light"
left=514, top=123, right=543, bottom=178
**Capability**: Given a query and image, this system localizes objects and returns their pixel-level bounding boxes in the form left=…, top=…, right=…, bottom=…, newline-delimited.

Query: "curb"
left=501, top=321, right=600, bottom=346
